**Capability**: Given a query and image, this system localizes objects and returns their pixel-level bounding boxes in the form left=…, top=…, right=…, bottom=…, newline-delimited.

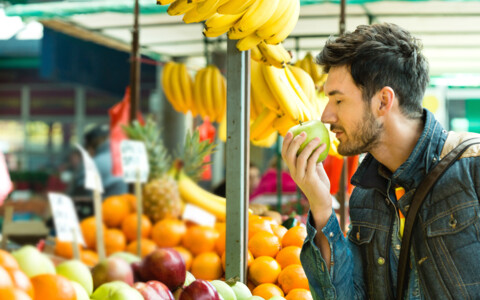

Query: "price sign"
left=0, top=152, right=12, bottom=206
left=182, top=203, right=216, bottom=227
left=75, top=144, right=103, bottom=193
left=48, top=193, right=85, bottom=246
left=120, top=140, right=149, bottom=183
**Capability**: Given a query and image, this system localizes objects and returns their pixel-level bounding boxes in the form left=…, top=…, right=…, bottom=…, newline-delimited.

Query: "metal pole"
left=225, top=39, right=250, bottom=283
left=338, top=0, right=347, bottom=232
left=129, top=0, right=141, bottom=123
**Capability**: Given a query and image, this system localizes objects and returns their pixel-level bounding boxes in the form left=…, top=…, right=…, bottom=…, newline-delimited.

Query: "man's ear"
left=376, top=86, right=395, bottom=116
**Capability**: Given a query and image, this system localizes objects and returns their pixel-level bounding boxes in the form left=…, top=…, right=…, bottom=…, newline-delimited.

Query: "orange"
left=173, top=246, right=193, bottom=271
left=248, top=256, right=281, bottom=286
left=191, top=252, right=223, bottom=281
left=248, top=231, right=281, bottom=258
left=54, top=239, right=81, bottom=259
left=252, top=283, right=284, bottom=298
left=102, top=195, right=131, bottom=228
left=79, top=249, right=99, bottom=267
left=80, top=216, right=107, bottom=250
left=286, top=288, right=313, bottom=300
left=104, top=228, right=127, bottom=256
left=0, top=266, right=13, bottom=288
left=271, top=224, right=288, bottom=240
left=277, top=264, right=309, bottom=294
left=0, top=250, right=19, bottom=271
left=151, top=219, right=186, bottom=248
left=0, top=287, right=32, bottom=300
left=214, top=227, right=226, bottom=256
left=30, top=274, right=76, bottom=300
left=7, top=269, right=34, bottom=298
left=248, top=216, right=274, bottom=240
left=122, top=213, right=152, bottom=242
left=282, top=225, right=307, bottom=248
left=275, top=246, right=302, bottom=269
left=122, top=193, right=138, bottom=212
left=126, top=238, right=157, bottom=258
left=181, top=225, right=219, bottom=256
left=221, top=250, right=253, bottom=272
left=214, top=222, right=226, bottom=233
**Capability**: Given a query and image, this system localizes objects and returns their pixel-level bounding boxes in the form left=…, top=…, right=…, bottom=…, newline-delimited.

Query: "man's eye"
left=336, top=100, right=342, bottom=104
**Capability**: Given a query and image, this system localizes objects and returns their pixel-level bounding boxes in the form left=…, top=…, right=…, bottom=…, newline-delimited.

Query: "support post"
left=129, top=0, right=140, bottom=123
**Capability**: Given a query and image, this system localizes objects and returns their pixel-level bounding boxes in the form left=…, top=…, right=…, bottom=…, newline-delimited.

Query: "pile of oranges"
left=53, top=193, right=312, bottom=299
left=0, top=249, right=77, bottom=300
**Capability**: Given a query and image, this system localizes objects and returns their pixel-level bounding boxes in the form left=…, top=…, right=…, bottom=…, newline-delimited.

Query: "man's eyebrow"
left=327, top=90, right=344, bottom=96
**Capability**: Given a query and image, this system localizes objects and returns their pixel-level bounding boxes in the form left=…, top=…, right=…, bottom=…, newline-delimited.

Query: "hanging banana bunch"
left=295, top=52, right=329, bottom=87
left=158, top=0, right=301, bottom=68
left=193, top=65, right=227, bottom=123
left=161, top=61, right=196, bottom=115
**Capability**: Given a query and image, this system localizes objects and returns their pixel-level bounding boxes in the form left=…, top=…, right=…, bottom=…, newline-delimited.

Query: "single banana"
left=161, top=62, right=181, bottom=112
left=250, top=107, right=278, bottom=141
left=273, top=113, right=299, bottom=136
left=178, top=173, right=226, bottom=221
left=194, top=68, right=208, bottom=119
left=255, top=0, right=293, bottom=39
left=205, top=12, right=244, bottom=30
left=261, top=63, right=301, bottom=121
left=178, top=63, right=197, bottom=116
left=211, top=65, right=225, bottom=122
left=257, top=41, right=286, bottom=68
left=230, top=0, right=279, bottom=39
left=217, top=0, right=255, bottom=15
left=305, top=52, right=321, bottom=84
left=236, top=33, right=263, bottom=51
left=219, top=73, right=227, bottom=122
left=250, top=81, right=264, bottom=120
left=253, top=122, right=278, bottom=142
left=183, top=0, right=223, bottom=24
left=170, top=63, right=188, bottom=113
left=251, top=45, right=263, bottom=62
left=167, top=0, right=196, bottom=16
left=202, top=66, right=215, bottom=121
left=250, top=95, right=258, bottom=120
left=265, top=0, right=300, bottom=45
left=276, top=44, right=292, bottom=64
left=288, top=64, right=316, bottom=104
left=251, top=59, right=281, bottom=113
left=285, top=66, right=313, bottom=121
left=203, top=26, right=230, bottom=38
left=300, top=56, right=312, bottom=78
left=251, top=130, right=278, bottom=148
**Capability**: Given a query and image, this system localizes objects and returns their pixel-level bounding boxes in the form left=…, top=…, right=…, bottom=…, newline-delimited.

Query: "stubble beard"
left=336, top=108, right=383, bottom=156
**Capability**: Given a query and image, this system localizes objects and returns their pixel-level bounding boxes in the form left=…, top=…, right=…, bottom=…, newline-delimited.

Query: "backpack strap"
left=396, top=137, right=480, bottom=300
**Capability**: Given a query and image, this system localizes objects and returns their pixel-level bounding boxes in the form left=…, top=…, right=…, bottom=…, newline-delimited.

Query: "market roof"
left=3, top=0, right=480, bottom=75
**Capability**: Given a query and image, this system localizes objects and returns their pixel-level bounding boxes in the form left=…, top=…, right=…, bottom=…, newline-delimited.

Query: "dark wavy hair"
left=317, top=23, right=429, bottom=119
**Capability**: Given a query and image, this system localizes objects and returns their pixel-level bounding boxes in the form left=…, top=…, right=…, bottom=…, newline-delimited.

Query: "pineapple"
left=123, top=117, right=215, bottom=222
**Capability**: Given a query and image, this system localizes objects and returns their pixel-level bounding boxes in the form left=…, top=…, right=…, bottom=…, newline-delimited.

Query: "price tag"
left=75, top=144, right=103, bottom=193
left=0, top=152, right=12, bottom=206
left=120, top=140, right=149, bottom=183
left=48, top=193, right=85, bottom=246
left=182, top=203, right=216, bottom=227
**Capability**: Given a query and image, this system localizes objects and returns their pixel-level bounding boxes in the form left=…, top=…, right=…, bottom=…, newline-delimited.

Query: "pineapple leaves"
left=179, top=129, right=217, bottom=182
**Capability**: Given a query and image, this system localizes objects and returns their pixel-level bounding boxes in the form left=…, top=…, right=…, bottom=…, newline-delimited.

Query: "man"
left=282, top=23, right=480, bottom=299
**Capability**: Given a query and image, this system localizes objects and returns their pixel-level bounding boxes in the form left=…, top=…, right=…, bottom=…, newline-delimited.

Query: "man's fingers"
left=307, top=143, right=326, bottom=177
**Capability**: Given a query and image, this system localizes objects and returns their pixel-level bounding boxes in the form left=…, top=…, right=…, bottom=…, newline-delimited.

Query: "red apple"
left=91, top=256, right=134, bottom=289
left=139, top=248, right=186, bottom=291
left=179, top=279, right=220, bottom=300
left=134, top=281, right=174, bottom=300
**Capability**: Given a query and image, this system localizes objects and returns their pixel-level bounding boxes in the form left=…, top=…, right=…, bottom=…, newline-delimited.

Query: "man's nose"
left=321, top=101, right=335, bottom=124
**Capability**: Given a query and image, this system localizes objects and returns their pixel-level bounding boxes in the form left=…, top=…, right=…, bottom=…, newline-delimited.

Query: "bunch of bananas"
left=295, top=52, right=328, bottom=87
left=249, top=59, right=323, bottom=146
left=162, top=62, right=226, bottom=123
left=158, top=0, right=300, bottom=68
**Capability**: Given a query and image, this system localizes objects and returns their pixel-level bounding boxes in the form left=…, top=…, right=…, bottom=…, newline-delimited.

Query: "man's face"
left=321, top=66, right=383, bottom=156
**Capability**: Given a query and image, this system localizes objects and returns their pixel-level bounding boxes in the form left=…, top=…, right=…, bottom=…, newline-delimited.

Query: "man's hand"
left=281, top=131, right=332, bottom=226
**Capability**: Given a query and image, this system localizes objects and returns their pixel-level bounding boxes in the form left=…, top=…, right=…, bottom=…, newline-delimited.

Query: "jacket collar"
left=351, top=109, right=447, bottom=193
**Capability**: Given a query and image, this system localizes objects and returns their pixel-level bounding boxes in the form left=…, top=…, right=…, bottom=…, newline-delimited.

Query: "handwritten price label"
left=75, top=143, right=103, bottom=193
left=182, top=203, right=216, bottom=227
left=48, top=193, right=85, bottom=246
left=120, top=140, right=149, bottom=183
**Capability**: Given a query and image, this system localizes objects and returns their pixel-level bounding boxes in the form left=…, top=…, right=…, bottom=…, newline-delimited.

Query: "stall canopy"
left=4, top=0, right=480, bottom=76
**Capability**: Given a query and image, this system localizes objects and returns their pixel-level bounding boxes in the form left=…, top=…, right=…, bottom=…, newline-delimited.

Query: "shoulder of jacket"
left=440, top=131, right=480, bottom=159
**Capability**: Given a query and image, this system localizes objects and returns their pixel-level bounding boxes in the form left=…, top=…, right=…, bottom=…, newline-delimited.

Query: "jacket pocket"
left=348, top=224, right=375, bottom=245
left=425, top=203, right=478, bottom=237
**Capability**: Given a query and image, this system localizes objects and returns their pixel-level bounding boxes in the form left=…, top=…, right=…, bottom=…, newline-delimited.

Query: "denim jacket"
left=301, top=110, right=480, bottom=299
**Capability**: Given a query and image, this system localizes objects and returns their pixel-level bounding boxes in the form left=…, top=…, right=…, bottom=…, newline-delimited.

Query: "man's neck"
left=370, top=116, right=424, bottom=173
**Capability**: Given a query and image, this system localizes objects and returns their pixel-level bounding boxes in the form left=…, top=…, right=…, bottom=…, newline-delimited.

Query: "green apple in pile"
left=288, top=120, right=330, bottom=163
left=56, top=259, right=94, bottom=295
left=11, top=245, right=56, bottom=277
left=210, top=280, right=237, bottom=300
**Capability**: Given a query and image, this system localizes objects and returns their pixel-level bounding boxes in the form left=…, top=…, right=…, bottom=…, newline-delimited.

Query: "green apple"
left=268, top=297, right=286, bottom=300
left=210, top=280, right=237, bottom=300
left=91, top=281, right=143, bottom=300
left=110, top=251, right=141, bottom=264
left=246, top=297, right=265, bottom=300
left=11, top=245, right=56, bottom=277
left=56, top=259, right=93, bottom=295
left=230, top=281, right=252, bottom=300
left=184, top=271, right=196, bottom=287
left=71, top=281, right=90, bottom=300
left=288, top=120, right=330, bottom=162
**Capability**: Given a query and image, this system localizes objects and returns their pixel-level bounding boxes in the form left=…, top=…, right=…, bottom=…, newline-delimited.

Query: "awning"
left=4, top=0, right=480, bottom=75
